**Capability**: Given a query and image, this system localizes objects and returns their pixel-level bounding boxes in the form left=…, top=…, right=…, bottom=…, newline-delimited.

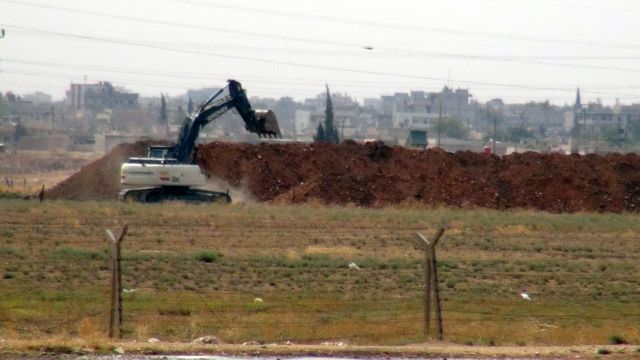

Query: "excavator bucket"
left=253, top=109, right=281, bottom=138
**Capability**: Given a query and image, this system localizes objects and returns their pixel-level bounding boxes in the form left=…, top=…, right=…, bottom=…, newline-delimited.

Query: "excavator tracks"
left=120, top=187, right=231, bottom=203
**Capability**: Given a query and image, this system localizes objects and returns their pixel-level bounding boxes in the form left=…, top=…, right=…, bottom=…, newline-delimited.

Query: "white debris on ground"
left=320, top=341, right=347, bottom=346
left=347, top=262, right=360, bottom=270
left=191, top=335, right=221, bottom=344
left=254, top=297, right=263, bottom=303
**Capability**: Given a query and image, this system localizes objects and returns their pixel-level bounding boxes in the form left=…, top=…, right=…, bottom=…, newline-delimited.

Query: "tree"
left=314, top=122, right=325, bottom=142
left=159, top=94, right=168, bottom=125
left=602, top=125, right=625, bottom=146
left=14, top=118, right=28, bottom=140
left=187, top=97, right=194, bottom=114
left=176, top=105, right=185, bottom=124
left=438, top=117, right=469, bottom=139
left=321, top=84, right=339, bottom=144
left=505, top=126, right=534, bottom=143
left=627, top=119, right=640, bottom=143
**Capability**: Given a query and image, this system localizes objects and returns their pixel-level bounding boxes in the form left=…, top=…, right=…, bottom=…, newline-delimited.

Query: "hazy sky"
left=2, top=0, right=640, bottom=104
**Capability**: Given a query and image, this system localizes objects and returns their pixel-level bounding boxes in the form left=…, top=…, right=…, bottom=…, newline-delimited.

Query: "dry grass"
left=0, top=200, right=639, bottom=347
left=0, top=150, right=96, bottom=196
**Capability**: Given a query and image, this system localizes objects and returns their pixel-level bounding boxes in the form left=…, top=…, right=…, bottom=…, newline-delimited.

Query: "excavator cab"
left=148, top=146, right=174, bottom=159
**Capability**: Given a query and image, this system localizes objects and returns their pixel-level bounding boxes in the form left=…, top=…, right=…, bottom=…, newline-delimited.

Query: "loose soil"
left=46, top=141, right=150, bottom=200
left=48, top=140, right=640, bottom=212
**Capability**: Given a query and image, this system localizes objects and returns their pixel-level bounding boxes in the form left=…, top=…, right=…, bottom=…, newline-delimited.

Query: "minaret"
left=570, top=87, right=581, bottom=154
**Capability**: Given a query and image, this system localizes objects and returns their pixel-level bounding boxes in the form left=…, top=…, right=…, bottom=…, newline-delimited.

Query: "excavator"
left=119, top=80, right=280, bottom=203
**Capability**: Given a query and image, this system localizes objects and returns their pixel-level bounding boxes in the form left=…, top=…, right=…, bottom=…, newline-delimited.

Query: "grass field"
left=0, top=200, right=639, bottom=347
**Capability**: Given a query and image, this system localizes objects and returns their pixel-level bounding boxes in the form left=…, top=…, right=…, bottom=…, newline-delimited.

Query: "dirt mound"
left=46, top=141, right=151, bottom=200
left=48, top=140, right=640, bottom=212
left=197, top=141, right=640, bottom=212
left=197, top=142, right=504, bottom=207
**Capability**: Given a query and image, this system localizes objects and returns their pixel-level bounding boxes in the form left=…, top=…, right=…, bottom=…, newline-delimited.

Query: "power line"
left=162, top=0, right=640, bottom=51
left=0, top=24, right=593, bottom=94
left=5, top=58, right=640, bottom=99
left=7, top=0, right=640, bottom=72
left=2, top=0, right=370, bottom=50
left=0, top=58, right=436, bottom=89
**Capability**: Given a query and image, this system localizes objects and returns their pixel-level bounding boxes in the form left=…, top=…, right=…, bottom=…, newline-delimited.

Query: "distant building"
left=574, top=90, right=640, bottom=129
left=392, top=110, right=440, bottom=129
left=66, top=82, right=138, bottom=110
left=22, top=92, right=52, bottom=105
left=426, top=87, right=471, bottom=121
left=0, top=92, right=53, bottom=124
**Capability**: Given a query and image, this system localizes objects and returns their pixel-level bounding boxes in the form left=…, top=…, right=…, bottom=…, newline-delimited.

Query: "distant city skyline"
left=2, top=0, right=640, bottom=105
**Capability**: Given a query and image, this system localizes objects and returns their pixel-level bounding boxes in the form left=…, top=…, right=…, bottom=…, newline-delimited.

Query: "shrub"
left=597, top=347, right=611, bottom=355
left=194, top=250, right=220, bottom=263
left=2, top=272, right=14, bottom=279
left=38, top=345, right=75, bottom=354
left=245, top=301, right=268, bottom=313
left=609, top=335, right=627, bottom=345
left=158, top=308, right=191, bottom=316
left=0, top=247, right=25, bottom=259
left=50, top=247, right=106, bottom=261
left=445, top=278, right=457, bottom=289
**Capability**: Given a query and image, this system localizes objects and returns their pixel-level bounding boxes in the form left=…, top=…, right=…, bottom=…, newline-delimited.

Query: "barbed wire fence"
left=0, top=220, right=639, bottom=344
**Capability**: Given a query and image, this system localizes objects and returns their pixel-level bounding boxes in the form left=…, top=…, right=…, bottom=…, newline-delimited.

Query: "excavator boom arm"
left=173, top=80, right=280, bottom=163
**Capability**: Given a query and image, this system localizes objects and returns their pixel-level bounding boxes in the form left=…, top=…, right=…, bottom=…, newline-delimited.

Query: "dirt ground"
left=0, top=339, right=636, bottom=359
left=0, top=151, right=96, bottom=195
left=48, top=140, right=640, bottom=212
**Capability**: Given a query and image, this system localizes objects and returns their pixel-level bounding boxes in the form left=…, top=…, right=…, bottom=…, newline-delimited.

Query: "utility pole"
left=0, top=29, right=5, bottom=128
left=437, top=101, right=442, bottom=148
left=13, top=117, right=19, bottom=154
left=582, top=109, right=587, bottom=154
left=624, top=118, right=629, bottom=154
left=492, top=112, right=497, bottom=155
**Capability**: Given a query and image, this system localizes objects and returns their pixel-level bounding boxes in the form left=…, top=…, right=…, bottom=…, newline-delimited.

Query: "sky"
left=2, top=0, right=640, bottom=105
